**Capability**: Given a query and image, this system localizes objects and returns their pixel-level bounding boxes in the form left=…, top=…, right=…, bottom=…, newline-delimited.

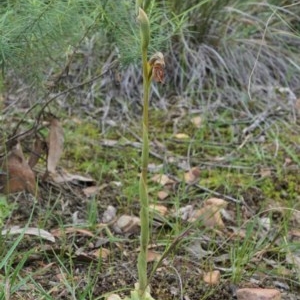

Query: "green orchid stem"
left=138, top=40, right=151, bottom=300
left=137, top=7, right=151, bottom=299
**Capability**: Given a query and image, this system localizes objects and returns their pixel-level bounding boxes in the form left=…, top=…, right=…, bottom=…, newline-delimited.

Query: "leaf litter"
left=1, top=99, right=300, bottom=299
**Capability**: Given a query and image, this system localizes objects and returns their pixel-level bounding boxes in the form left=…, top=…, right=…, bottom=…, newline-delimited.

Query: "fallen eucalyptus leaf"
left=0, top=143, right=36, bottom=195
left=2, top=226, right=55, bottom=242
left=49, top=169, right=95, bottom=185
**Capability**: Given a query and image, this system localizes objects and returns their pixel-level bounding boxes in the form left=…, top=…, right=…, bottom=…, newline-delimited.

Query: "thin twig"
left=6, top=61, right=117, bottom=149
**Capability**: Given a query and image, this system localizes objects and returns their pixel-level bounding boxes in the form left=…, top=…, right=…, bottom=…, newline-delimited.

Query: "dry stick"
left=241, top=106, right=283, bottom=137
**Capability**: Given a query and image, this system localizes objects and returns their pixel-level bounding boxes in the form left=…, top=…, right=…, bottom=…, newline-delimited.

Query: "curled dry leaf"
left=184, top=167, right=201, bottom=184
left=51, top=228, right=95, bottom=241
left=49, top=169, right=95, bottom=184
left=82, top=185, right=106, bottom=198
left=148, top=162, right=164, bottom=173
left=174, top=133, right=190, bottom=139
left=0, top=143, right=36, bottom=195
left=205, top=198, right=227, bottom=208
left=188, top=206, right=223, bottom=227
left=203, top=270, right=221, bottom=285
left=2, top=226, right=55, bottom=242
left=146, top=250, right=162, bottom=262
left=113, top=215, right=140, bottom=234
left=191, top=116, right=202, bottom=128
left=177, top=205, right=194, bottom=221
left=149, top=204, right=168, bottom=216
left=151, top=174, right=173, bottom=186
left=188, top=198, right=228, bottom=228
left=259, top=217, right=271, bottom=231
left=260, top=167, right=272, bottom=178
left=91, top=248, right=110, bottom=260
left=82, top=186, right=99, bottom=197
left=102, top=205, right=117, bottom=223
left=157, top=190, right=169, bottom=200
left=290, top=229, right=300, bottom=239
left=47, top=118, right=64, bottom=174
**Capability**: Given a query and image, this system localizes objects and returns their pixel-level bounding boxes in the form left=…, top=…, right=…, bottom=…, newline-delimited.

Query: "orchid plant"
left=107, top=1, right=165, bottom=300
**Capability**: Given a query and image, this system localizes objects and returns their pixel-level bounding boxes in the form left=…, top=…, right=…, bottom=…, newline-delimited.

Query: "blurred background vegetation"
left=0, top=0, right=299, bottom=121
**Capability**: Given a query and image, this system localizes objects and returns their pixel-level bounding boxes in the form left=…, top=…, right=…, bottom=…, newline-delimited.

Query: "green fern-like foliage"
left=0, top=0, right=100, bottom=82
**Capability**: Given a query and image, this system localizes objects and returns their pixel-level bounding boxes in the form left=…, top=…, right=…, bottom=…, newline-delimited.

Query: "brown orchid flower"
left=149, top=52, right=165, bottom=83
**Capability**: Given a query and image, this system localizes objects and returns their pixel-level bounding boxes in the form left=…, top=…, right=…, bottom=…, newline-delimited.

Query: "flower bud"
left=137, top=8, right=150, bottom=51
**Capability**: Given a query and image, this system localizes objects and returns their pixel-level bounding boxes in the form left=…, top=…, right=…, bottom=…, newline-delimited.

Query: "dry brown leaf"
left=113, top=215, right=140, bottom=234
left=82, top=186, right=101, bottom=197
left=260, top=167, right=272, bottom=178
left=228, top=228, right=247, bottom=240
left=149, top=204, right=168, bottom=216
left=51, top=227, right=94, bottom=238
left=157, top=190, right=169, bottom=200
left=177, top=205, right=194, bottom=221
left=2, top=226, right=55, bottom=242
left=91, top=248, right=110, bottom=260
left=206, top=197, right=228, bottom=208
left=203, top=270, right=221, bottom=285
left=184, top=167, right=201, bottom=184
left=0, top=143, right=36, bottom=195
left=191, top=116, right=202, bottom=128
left=146, top=250, right=162, bottom=262
left=102, top=205, right=117, bottom=223
left=28, top=136, right=46, bottom=168
left=151, top=174, right=173, bottom=186
left=101, top=139, right=118, bottom=147
left=82, top=183, right=108, bottom=197
left=47, top=118, right=64, bottom=174
left=49, top=169, right=95, bottom=184
left=188, top=198, right=228, bottom=228
left=290, top=229, right=300, bottom=239
left=174, top=133, right=189, bottom=139
left=188, top=206, right=224, bottom=227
